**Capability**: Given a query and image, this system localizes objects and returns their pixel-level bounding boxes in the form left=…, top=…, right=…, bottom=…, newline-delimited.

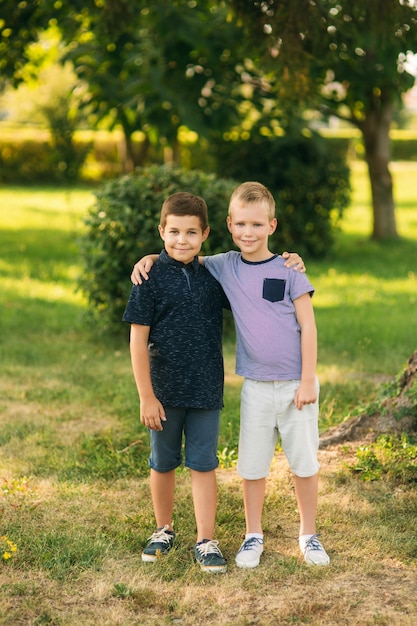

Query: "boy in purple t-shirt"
left=132, top=182, right=329, bottom=569
left=203, top=182, right=329, bottom=568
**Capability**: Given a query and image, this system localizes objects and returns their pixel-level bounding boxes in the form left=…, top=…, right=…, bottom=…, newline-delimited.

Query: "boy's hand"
left=294, top=380, right=317, bottom=410
left=131, top=256, right=156, bottom=285
left=140, top=397, right=167, bottom=431
left=282, top=251, right=306, bottom=273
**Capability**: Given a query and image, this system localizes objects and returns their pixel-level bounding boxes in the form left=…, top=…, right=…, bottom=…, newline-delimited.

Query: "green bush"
left=78, top=165, right=237, bottom=330
left=214, top=130, right=351, bottom=257
left=0, top=136, right=89, bottom=184
left=350, top=434, right=417, bottom=483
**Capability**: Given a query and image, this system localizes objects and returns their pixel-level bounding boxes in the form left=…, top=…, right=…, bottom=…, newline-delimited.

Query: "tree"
left=0, top=0, right=53, bottom=85
left=59, top=0, right=251, bottom=171
left=1, top=1, right=253, bottom=172
left=230, top=0, right=417, bottom=240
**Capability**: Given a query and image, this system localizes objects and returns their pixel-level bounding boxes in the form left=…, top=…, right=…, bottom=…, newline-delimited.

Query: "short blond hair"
left=229, top=182, right=276, bottom=221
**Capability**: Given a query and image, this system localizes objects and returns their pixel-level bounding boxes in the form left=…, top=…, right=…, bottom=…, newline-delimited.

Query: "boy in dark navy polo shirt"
left=123, top=192, right=228, bottom=573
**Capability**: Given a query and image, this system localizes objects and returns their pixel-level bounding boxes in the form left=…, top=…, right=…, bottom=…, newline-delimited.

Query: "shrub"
left=0, top=136, right=89, bottom=184
left=214, top=129, right=351, bottom=257
left=78, top=165, right=237, bottom=331
left=350, top=434, right=417, bottom=483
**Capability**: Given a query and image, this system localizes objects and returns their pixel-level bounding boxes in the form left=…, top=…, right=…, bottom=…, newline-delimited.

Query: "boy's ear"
left=158, top=224, right=164, bottom=240
left=269, top=218, right=278, bottom=235
left=226, top=216, right=232, bottom=232
left=202, top=226, right=210, bottom=242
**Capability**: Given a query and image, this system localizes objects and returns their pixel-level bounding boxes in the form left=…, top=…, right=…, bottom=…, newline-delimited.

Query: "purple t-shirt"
left=204, top=251, right=314, bottom=381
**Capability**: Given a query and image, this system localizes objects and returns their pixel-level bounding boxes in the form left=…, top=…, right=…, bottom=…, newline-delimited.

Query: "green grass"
left=0, top=169, right=417, bottom=625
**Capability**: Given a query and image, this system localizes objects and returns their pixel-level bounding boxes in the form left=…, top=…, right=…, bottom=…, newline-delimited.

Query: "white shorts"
left=236, top=378, right=320, bottom=479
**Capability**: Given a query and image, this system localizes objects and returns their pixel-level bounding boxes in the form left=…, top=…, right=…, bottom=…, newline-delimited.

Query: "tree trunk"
left=320, top=349, right=417, bottom=448
left=360, top=101, right=398, bottom=239
left=120, top=131, right=135, bottom=174
left=134, top=135, right=150, bottom=167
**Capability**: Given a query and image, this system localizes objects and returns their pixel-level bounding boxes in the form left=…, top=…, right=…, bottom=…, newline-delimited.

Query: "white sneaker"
left=301, top=534, right=330, bottom=566
left=235, top=536, right=264, bottom=568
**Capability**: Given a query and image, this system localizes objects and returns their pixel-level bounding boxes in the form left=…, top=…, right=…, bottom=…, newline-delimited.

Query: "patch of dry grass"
left=1, top=442, right=417, bottom=625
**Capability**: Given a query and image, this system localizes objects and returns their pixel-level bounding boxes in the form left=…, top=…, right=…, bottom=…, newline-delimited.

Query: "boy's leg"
left=235, top=477, right=266, bottom=568
left=185, top=409, right=226, bottom=573
left=235, top=380, right=277, bottom=568
left=191, top=469, right=226, bottom=573
left=148, top=406, right=185, bottom=531
left=142, top=469, right=176, bottom=562
left=277, top=380, right=328, bottom=564
left=185, top=407, right=220, bottom=541
left=243, top=477, right=266, bottom=535
left=143, top=407, right=184, bottom=563
left=294, top=473, right=329, bottom=566
left=150, top=468, right=175, bottom=530
left=294, top=473, right=318, bottom=535
left=190, top=469, right=216, bottom=541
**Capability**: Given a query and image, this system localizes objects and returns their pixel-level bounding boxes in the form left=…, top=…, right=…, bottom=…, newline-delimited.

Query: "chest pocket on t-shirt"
left=263, top=278, right=286, bottom=302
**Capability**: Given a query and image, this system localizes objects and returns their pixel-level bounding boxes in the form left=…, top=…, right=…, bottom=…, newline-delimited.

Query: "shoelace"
left=240, top=537, right=263, bottom=552
left=148, top=524, right=173, bottom=546
left=303, top=534, right=323, bottom=554
left=196, top=540, right=222, bottom=556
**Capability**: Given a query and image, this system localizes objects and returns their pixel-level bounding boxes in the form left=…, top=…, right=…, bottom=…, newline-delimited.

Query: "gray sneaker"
left=302, top=534, right=330, bottom=566
left=194, top=539, right=227, bottom=573
left=142, top=525, right=175, bottom=562
left=235, top=536, right=264, bottom=568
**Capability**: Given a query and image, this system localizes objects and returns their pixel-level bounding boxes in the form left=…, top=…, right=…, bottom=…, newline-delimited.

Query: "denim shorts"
left=237, top=378, right=320, bottom=479
left=149, top=407, right=221, bottom=473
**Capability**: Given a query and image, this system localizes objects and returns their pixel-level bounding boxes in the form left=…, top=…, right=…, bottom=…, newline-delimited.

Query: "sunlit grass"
left=309, top=161, right=417, bottom=393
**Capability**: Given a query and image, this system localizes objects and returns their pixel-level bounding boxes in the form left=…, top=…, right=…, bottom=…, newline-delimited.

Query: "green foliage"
left=215, top=130, right=351, bottom=257
left=350, top=434, right=417, bottom=483
left=59, top=1, right=250, bottom=169
left=0, top=138, right=66, bottom=184
left=39, top=88, right=90, bottom=182
left=78, top=165, right=237, bottom=330
left=0, top=135, right=87, bottom=184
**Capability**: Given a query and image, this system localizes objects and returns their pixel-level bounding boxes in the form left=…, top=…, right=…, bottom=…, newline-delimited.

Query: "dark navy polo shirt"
left=123, top=249, right=226, bottom=409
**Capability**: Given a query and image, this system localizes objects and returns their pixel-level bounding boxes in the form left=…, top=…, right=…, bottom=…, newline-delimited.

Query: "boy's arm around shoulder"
left=131, top=254, right=159, bottom=285
left=129, top=324, right=166, bottom=430
left=293, top=293, right=317, bottom=410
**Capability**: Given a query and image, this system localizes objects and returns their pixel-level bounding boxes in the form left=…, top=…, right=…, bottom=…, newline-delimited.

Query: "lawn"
left=0, top=166, right=416, bottom=625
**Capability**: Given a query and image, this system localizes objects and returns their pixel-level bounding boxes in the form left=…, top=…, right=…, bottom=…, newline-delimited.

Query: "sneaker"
left=142, top=525, right=175, bottom=562
left=302, top=534, right=330, bottom=566
left=235, top=536, right=264, bottom=569
left=194, top=539, right=227, bottom=573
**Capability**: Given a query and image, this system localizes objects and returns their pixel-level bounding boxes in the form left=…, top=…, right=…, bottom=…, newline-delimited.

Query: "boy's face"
left=159, top=214, right=209, bottom=265
left=227, top=200, right=277, bottom=262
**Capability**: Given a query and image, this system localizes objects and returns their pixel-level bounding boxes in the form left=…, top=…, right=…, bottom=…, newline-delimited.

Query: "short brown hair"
left=229, top=182, right=275, bottom=220
left=160, top=192, right=209, bottom=230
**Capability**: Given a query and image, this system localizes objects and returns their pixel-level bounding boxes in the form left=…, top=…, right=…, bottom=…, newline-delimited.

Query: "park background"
left=1, top=2, right=417, bottom=625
